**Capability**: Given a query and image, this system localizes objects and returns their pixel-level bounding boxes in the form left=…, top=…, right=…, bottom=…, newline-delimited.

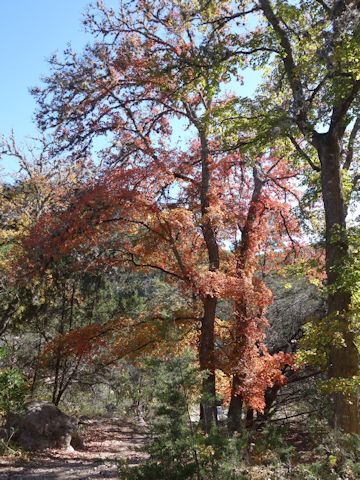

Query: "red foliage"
left=18, top=0, right=308, bottom=411
left=21, top=152, right=302, bottom=411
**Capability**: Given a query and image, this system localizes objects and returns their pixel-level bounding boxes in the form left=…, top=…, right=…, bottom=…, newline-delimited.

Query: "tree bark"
left=245, top=408, right=254, bottom=428
left=199, top=294, right=218, bottom=431
left=257, top=382, right=282, bottom=423
left=198, top=129, right=219, bottom=432
left=228, top=374, right=243, bottom=431
left=315, top=131, right=360, bottom=433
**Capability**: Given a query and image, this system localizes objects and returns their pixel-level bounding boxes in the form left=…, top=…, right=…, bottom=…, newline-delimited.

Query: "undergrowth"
left=117, top=356, right=360, bottom=480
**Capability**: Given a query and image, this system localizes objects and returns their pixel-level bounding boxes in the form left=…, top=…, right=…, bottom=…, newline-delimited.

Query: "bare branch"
left=288, top=135, right=320, bottom=171
left=344, top=117, right=360, bottom=170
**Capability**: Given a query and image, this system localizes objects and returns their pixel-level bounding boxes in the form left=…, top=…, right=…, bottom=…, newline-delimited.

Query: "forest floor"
left=0, top=416, right=148, bottom=480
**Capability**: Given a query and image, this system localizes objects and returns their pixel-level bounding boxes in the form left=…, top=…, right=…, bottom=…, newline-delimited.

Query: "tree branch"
left=288, top=135, right=320, bottom=171
left=344, top=117, right=360, bottom=170
left=330, top=80, right=360, bottom=133
left=259, top=0, right=312, bottom=136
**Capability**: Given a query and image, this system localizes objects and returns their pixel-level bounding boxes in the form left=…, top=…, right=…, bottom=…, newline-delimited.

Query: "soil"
left=0, top=416, right=148, bottom=480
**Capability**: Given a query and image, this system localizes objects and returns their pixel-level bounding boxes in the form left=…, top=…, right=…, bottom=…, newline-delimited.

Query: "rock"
left=6, top=401, right=84, bottom=451
left=70, top=430, right=85, bottom=450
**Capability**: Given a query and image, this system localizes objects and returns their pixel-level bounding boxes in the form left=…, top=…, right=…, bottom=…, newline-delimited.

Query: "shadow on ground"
left=0, top=417, right=147, bottom=480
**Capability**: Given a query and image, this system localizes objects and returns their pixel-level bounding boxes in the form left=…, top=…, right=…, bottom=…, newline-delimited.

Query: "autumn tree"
left=19, top=148, right=303, bottom=425
left=210, top=154, right=300, bottom=430
left=24, top=0, right=308, bottom=431
left=31, top=0, right=245, bottom=429
left=0, top=140, right=107, bottom=405
left=0, top=136, right=94, bottom=338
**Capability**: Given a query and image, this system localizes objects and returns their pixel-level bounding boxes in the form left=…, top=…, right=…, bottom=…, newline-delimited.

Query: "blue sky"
left=0, top=1, right=96, bottom=139
left=0, top=1, right=260, bottom=177
left=0, top=1, right=104, bottom=175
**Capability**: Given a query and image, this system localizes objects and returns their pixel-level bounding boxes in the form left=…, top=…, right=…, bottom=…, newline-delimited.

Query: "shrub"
left=0, top=348, right=28, bottom=415
left=118, top=354, right=248, bottom=480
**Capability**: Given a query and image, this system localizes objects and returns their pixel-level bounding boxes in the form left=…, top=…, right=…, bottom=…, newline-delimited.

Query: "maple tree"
left=212, top=155, right=301, bottom=429
left=17, top=0, right=312, bottom=431
left=18, top=148, right=302, bottom=425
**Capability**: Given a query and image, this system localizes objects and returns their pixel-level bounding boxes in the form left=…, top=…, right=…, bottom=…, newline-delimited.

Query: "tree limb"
left=288, top=135, right=320, bottom=171
left=344, top=117, right=360, bottom=170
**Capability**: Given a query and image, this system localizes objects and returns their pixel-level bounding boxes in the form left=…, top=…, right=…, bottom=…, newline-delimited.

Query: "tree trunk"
left=228, top=168, right=264, bottom=431
left=197, top=128, right=219, bottom=432
left=315, top=131, right=360, bottom=433
left=257, top=382, right=282, bottom=423
left=228, top=374, right=243, bottom=431
left=245, top=408, right=254, bottom=428
left=199, top=294, right=218, bottom=432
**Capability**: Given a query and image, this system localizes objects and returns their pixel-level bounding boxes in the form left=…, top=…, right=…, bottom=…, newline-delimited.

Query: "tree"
left=256, top=0, right=360, bottom=433
left=18, top=149, right=301, bottom=423
left=0, top=136, right=94, bottom=337
left=30, top=0, right=243, bottom=430
left=203, top=0, right=360, bottom=432
left=25, top=0, right=307, bottom=431
left=216, top=156, right=299, bottom=430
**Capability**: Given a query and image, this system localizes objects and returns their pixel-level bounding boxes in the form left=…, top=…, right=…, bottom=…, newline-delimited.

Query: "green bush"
left=118, top=354, right=248, bottom=480
left=117, top=354, right=360, bottom=480
left=0, top=348, right=28, bottom=415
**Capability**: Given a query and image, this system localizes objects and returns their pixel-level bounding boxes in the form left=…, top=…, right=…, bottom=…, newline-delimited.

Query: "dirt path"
left=0, top=417, right=147, bottom=480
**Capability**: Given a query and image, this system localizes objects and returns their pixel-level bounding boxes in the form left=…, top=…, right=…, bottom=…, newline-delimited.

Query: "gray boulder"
left=6, top=401, right=84, bottom=451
